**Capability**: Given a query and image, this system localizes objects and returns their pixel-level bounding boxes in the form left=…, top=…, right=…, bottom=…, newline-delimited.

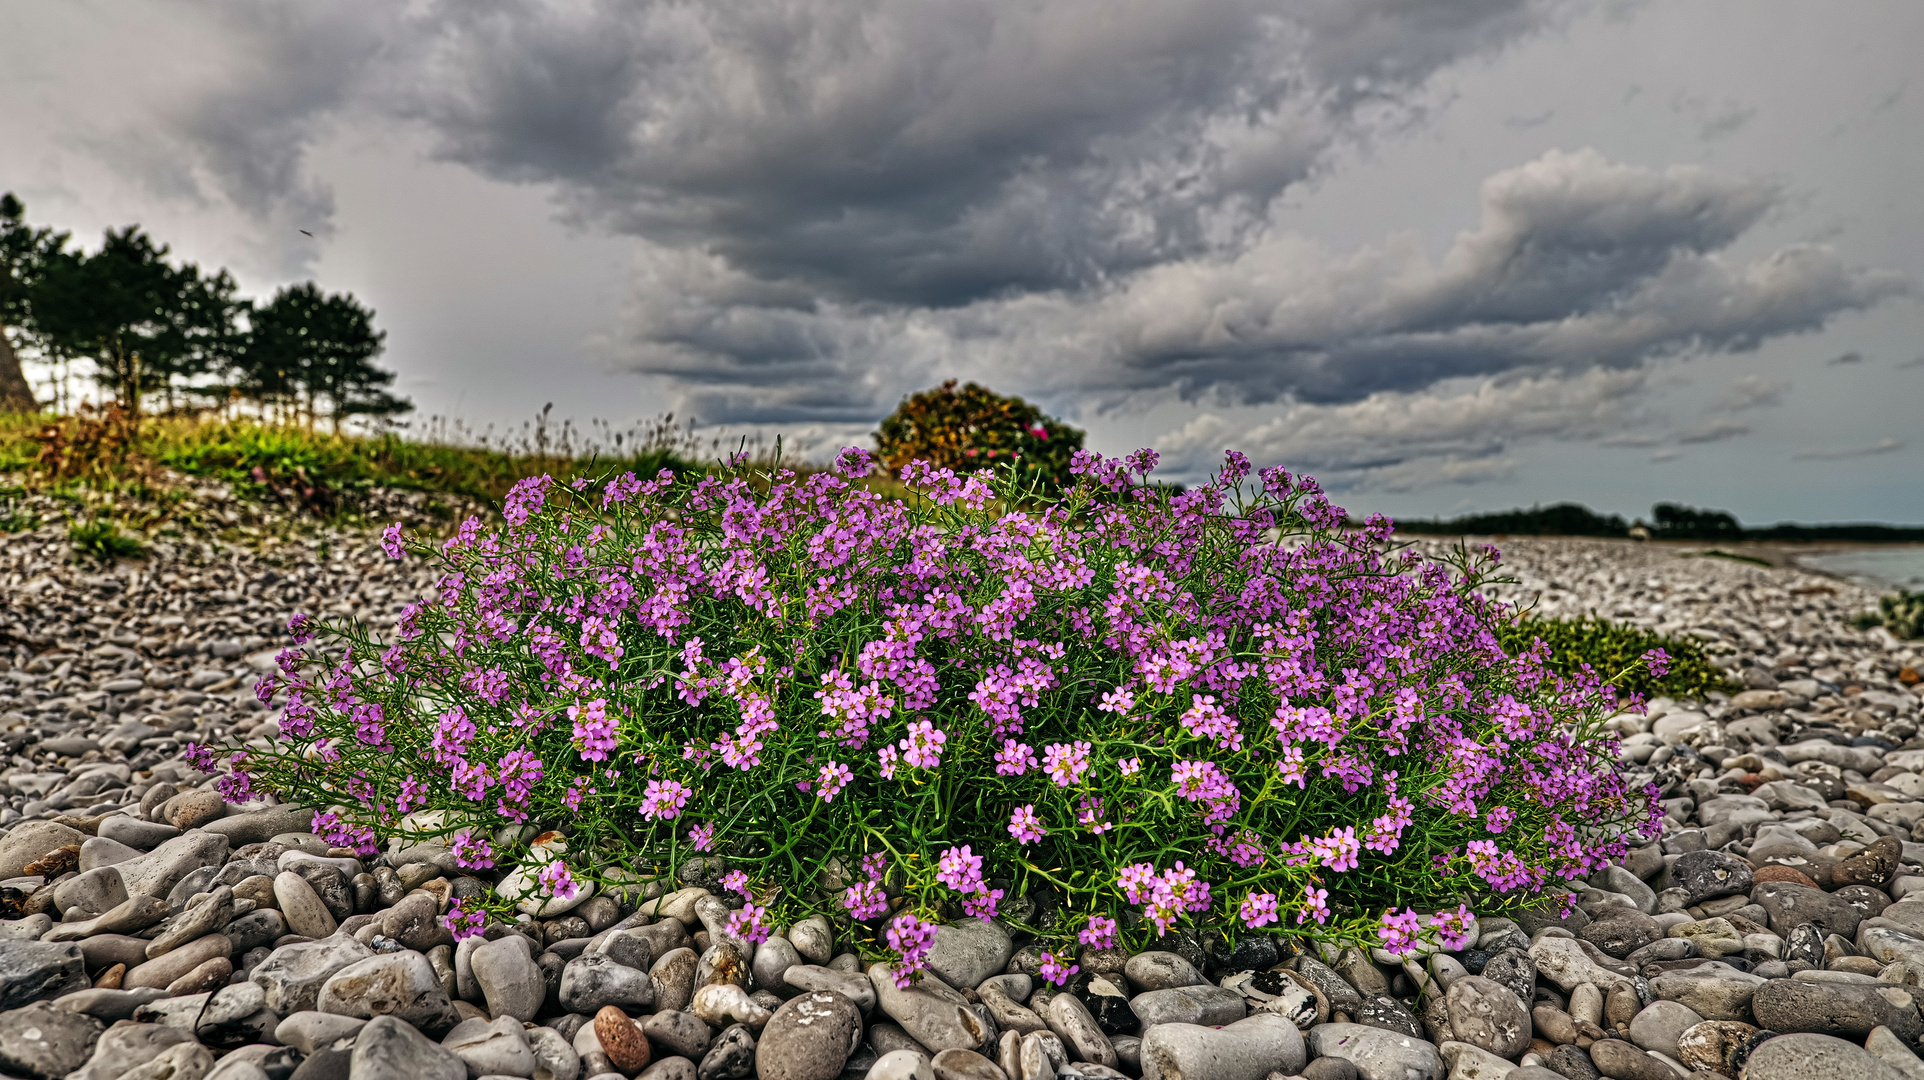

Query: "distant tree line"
left=1394, top=501, right=1924, bottom=543
left=0, top=193, right=407, bottom=427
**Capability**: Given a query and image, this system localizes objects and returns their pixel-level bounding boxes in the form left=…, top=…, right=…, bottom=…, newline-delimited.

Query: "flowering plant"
left=218, top=447, right=1658, bottom=978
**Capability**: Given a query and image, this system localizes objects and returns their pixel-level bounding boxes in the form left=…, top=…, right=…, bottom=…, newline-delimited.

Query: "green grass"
left=0, top=411, right=708, bottom=513
left=1496, top=613, right=1738, bottom=700
left=68, top=518, right=144, bottom=561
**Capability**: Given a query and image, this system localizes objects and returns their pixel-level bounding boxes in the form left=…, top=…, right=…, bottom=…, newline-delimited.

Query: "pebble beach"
left=5, top=490, right=1924, bottom=1080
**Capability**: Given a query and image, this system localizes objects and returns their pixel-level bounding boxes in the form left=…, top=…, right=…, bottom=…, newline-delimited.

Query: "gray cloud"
left=73, top=2, right=1918, bottom=433
left=1829, top=350, right=1866, bottom=365
left=607, top=147, right=1910, bottom=425
left=1151, top=366, right=1650, bottom=492
left=1794, top=438, right=1905, bottom=461
left=1677, top=416, right=1749, bottom=443
left=1711, top=374, right=1789, bottom=411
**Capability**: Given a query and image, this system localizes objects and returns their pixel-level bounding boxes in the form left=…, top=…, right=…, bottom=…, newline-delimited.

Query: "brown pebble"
left=165, top=956, right=233, bottom=996
left=596, top=1005, right=652, bottom=1073
left=1752, top=865, right=1819, bottom=889
left=1900, top=667, right=1920, bottom=685
left=93, top=963, right=125, bottom=989
left=23, top=846, right=80, bottom=877
left=1835, top=835, right=1903, bottom=888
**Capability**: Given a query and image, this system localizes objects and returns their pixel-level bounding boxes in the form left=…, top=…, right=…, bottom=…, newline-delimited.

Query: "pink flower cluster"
left=227, top=445, right=1655, bottom=960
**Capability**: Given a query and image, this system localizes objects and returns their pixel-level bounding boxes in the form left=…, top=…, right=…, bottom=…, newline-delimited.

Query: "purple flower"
left=640, top=779, right=692, bottom=821
left=1239, top=891, right=1279, bottom=929
left=286, top=611, right=314, bottom=644
left=688, top=823, right=716, bottom=851
left=885, top=914, right=938, bottom=988
left=1038, top=952, right=1079, bottom=986
left=1041, top=741, right=1091, bottom=787
left=1643, top=647, right=1671, bottom=679
left=1297, top=886, right=1330, bottom=926
left=843, top=878, right=888, bottom=920
left=570, top=698, right=618, bottom=762
left=726, top=902, right=771, bottom=944
left=381, top=522, right=404, bottom=559
left=182, top=742, right=216, bottom=772
left=1079, top=915, right=1119, bottom=949
left=1377, top=907, right=1424, bottom=956
left=935, top=845, right=984, bottom=894
left=899, top=721, right=946, bottom=770
left=722, top=870, right=752, bottom=898
left=817, top=761, right=853, bottom=802
left=537, top=861, right=578, bottom=902
left=1008, top=805, right=1045, bottom=845
left=450, top=828, right=495, bottom=870
left=442, top=898, right=485, bottom=940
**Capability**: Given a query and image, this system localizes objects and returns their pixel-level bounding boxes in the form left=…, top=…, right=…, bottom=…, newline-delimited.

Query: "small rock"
left=756, top=991, right=864, bottom=1080
left=352, top=1015, right=468, bottom=1080
left=317, top=950, right=457, bottom=1029
left=276, top=870, right=338, bottom=938
left=1124, top=951, right=1206, bottom=993
left=1739, top=1032, right=1907, bottom=1080
left=1751, top=978, right=1924, bottom=1042
left=643, top=1009, right=713, bottom=1060
left=1626, top=1000, right=1702, bottom=1059
left=443, top=1016, right=537, bottom=1078
left=1670, top=851, right=1755, bottom=906
left=275, top=1011, right=370, bottom=1053
left=698, top=1023, right=755, bottom=1080
left=692, top=982, right=772, bottom=1030
left=1674, top=1020, right=1769, bottom=1076
left=252, top=934, right=375, bottom=1015
left=0, top=941, right=91, bottom=1010
left=561, top=953, right=656, bottom=1013
left=472, top=936, right=545, bottom=1022
left=1585, top=1039, right=1677, bottom=1080
left=0, top=1001, right=105, bottom=1080
left=1443, top=976, right=1531, bottom=1058
left=1139, top=1014, right=1305, bottom=1080
left=926, top=920, right=1013, bottom=993
left=595, top=1006, right=652, bottom=1074
left=863, top=1050, right=934, bottom=1080
left=870, top=962, right=992, bottom=1053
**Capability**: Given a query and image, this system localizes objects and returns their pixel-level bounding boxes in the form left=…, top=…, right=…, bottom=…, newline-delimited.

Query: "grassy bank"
left=0, top=409, right=703, bottom=509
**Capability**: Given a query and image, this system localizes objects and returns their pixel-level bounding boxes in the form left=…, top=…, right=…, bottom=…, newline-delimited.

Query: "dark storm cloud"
left=142, top=1, right=1912, bottom=427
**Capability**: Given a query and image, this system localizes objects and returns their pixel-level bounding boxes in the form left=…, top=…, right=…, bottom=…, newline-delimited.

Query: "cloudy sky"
left=4, top=0, right=1919, bottom=523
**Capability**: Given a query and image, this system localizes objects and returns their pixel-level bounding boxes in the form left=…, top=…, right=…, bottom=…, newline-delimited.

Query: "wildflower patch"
left=211, top=447, right=1660, bottom=985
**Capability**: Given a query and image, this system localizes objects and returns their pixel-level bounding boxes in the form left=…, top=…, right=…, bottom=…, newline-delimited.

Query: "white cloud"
left=1794, top=438, right=1905, bottom=461
left=1676, top=416, right=1750, bottom=443
left=1149, top=365, right=1650, bottom=491
left=1711, top=374, right=1789, bottom=411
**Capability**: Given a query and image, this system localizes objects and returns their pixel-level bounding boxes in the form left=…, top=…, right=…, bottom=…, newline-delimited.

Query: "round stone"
left=755, top=991, right=862, bottom=1080
left=593, top=1006, right=651, bottom=1074
left=1443, top=976, right=1531, bottom=1059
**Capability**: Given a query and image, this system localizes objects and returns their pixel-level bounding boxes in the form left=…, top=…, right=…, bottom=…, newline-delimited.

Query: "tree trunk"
left=0, top=324, right=38, bottom=414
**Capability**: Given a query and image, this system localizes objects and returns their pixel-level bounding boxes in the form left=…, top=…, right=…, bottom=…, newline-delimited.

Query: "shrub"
left=214, top=448, right=1656, bottom=979
left=1495, top=615, right=1735, bottom=701
left=1856, top=591, right=1924, bottom=640
left=69, top=518, right=143, bottom=561
left=874, top=380, right=1084, bottom=491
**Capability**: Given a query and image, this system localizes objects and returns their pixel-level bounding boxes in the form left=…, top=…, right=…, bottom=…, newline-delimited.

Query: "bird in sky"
left=298, top=229, right=313, bottom=237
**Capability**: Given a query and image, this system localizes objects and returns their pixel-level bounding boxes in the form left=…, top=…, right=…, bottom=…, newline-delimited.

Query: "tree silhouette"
left=0, top=193, right=68, bottom=413
left=238, top=282, right=407, bottom=430
left=32, top=226, right=241, bottom=417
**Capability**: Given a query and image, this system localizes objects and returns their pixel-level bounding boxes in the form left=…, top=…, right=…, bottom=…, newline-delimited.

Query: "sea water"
left=1797, top=547, right=1924, bottom=591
